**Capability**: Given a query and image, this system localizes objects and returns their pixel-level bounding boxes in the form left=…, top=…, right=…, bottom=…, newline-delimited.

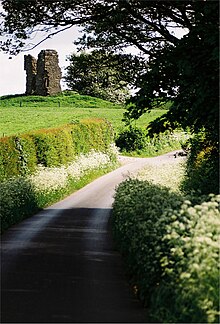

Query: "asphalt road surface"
left=1, top=151, right=181, bottom=323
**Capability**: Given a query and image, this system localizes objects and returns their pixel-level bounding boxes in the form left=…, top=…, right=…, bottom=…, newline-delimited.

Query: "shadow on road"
left=1, top=207, right=148, bottom=323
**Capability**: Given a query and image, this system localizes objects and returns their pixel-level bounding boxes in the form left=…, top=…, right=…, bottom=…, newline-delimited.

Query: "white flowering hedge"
left=152, top=194, right=220, bottom=323
left=112, top=179, right=220, bottom=323
left=1, top=145, right=119, bottom=233
left=30, top=147, right=117, bottom=192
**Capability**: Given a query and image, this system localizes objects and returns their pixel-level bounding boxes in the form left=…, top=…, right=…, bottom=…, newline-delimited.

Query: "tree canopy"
left=64, top=50, right=138, bottom=103
left=0, top=1, right=194, bottom=54
left=1, top=0, right=219, bottom=145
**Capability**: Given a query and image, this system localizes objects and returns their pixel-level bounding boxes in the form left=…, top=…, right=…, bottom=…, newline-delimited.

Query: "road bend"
left=1, top=152, right=179, bottom=323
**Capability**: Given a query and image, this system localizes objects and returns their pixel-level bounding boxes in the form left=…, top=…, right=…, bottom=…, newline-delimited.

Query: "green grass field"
left=0, top=93, right=166, bottom=137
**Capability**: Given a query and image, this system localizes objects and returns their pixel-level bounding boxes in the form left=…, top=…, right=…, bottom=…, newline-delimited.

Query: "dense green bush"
left=0, top=177, right=39, bottom=233
left=115, top=126, right=147, bottom=152
left=70, top=119, right=113, bottom=154
left=181, top=133, right=219, bottom=195
left=0, top=118, right=113, bottom=180
left=116, top=126, right=188, bottom=156
left=112, top=179, right=220, bottom=323
left=18, top=135, right=38, bottom=173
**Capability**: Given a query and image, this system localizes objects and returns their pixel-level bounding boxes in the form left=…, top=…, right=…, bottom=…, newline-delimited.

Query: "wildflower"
left=29, top=145, right=118, bottom=192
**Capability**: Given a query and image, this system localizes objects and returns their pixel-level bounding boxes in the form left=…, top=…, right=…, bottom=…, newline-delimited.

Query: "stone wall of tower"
left=24, top=49, right=61, bottom=96
left=24, top=55, right=37, bottom=95
left=36, top=50, right=62, bottom=96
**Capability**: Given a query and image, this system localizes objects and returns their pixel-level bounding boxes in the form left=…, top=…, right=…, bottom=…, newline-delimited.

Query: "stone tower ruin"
left=24, top=49, right=62, bottom=96
left=24, top=55, right=37, bottom=95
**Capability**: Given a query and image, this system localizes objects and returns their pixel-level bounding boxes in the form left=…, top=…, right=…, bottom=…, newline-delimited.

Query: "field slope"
left=0, top=92, right=166, bottom=137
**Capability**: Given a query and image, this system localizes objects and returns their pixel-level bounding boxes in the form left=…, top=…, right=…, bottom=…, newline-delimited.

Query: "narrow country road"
left=1, top=151, right=181, bottom=323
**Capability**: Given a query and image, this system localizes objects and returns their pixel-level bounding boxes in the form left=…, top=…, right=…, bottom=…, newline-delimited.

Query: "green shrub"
left=116, top=126, right=188, bottom=156
left=31, top=126, right=75, bottom=167
left=181, top=134, right=219, bottom=195
left=0, top=177, right=39, bottom=233
left=115, top=126, right=147, bottom=152
left=70, top=118, right=113, bottom=154
left=19, top=135, right=37, bottom=173
left=0, top=137, right=20, bottom=180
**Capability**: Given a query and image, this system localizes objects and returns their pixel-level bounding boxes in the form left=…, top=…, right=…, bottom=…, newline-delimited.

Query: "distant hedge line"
left=0, top=118, right=113, bottom=181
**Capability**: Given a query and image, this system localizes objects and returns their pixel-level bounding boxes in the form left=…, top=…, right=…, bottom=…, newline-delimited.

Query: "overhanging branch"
left=14, top=24, right=75, bottom=52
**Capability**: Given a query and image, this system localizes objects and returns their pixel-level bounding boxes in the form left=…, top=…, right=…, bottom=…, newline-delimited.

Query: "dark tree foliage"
left=1, top=1, right=191, bottom=54
left=1, top=0, right=219, bottom=145
left=126, top=2, right=219, bottom=147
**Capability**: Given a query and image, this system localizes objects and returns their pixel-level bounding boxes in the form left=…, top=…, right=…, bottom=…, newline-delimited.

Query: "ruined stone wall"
left=24, top=55, right=37, bottom=95
left=24, top=49, right=61, bottom=96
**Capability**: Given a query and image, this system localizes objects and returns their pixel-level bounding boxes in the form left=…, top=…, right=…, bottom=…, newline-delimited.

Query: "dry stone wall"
left=24, top=49, right=61, bottom=96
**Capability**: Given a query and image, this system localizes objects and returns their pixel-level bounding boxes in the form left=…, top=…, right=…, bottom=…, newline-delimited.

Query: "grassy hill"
left=0, top=92, right=167, bottom=137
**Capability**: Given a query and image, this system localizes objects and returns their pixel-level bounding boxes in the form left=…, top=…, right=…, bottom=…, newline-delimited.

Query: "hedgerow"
left=0, top=118, right=113, bottom=181
left=1, top=145, right=119, bottom=233
left=112, top=179, right=184, bottom=303
left=151, top=195, right=220, bottom=323
left=0, top=118, right=116, bottom=232
left=112, top=179, right=220, bottom=323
